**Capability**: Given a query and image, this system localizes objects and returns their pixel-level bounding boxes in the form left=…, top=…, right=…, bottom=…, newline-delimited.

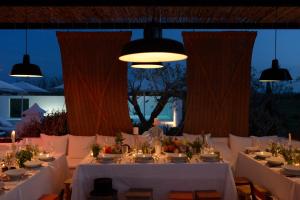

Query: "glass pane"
left=10, top=98, right=29, bottom=118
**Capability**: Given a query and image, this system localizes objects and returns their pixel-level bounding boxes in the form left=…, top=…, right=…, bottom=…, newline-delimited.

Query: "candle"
left=155, top=144, right=161, bottom=155
left=288, top=133, right=292, bottom=146
left=11, top=130, right=15, bottom=144
left=133, top=127, right=139, bottom=135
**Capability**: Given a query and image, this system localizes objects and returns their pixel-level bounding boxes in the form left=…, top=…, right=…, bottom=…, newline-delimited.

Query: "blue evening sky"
left=0, top=29, right=299, bottom=83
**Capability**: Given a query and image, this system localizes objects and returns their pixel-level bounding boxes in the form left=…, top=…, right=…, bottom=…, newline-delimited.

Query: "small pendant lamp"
left=119, top=27, right=187, bottom=63
left=10, top=29, right=43, bottom=77
left=259, top=9, right=292, bottom=82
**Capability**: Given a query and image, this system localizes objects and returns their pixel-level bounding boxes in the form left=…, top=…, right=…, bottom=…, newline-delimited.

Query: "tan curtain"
left=57, top=32, right=133, bottom=136
left=182, top=32, right=257, bottom=137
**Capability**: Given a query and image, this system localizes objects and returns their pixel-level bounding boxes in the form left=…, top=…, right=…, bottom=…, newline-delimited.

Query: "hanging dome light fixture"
left=119, top=27, right=187, bottom=63
left=10, top=29, right=43, bottom=77
left=259, top=58, right=292, bottom=82
left=259, top=8, right=292, bottom=82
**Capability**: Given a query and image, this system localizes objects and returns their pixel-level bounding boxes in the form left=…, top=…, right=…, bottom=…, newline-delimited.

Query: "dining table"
left=0, top=153, right=69, bottom=200
left=71, top=155, right=238, bottom=200
left=235, top=152, right=300, bottom=200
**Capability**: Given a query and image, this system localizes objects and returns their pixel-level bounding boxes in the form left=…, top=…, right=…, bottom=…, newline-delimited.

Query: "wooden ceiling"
left=1, top=4, right=300, bottom=29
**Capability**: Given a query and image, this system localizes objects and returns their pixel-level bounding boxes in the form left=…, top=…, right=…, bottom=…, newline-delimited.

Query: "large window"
left=10, top=98, right=29, bottom=118
left=128, top=96, right=174, bottom=123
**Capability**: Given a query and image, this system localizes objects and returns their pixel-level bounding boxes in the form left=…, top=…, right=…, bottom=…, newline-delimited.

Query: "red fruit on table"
left=105, top=147, right=112, bottom=154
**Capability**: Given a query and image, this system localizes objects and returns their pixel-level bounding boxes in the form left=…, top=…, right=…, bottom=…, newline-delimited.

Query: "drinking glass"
left=122, top=145, right=129, bottom=154
left=253, top=139, right=261, bottom=150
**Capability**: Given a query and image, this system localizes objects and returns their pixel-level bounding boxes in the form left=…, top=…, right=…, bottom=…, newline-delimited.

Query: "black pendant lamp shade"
left=131, top=62, right=163, bottom=69
left=10, top=54, right=43, bottom=77
left=259, top=59, right=292, bottom=82
left=259, top=9, right=292, bottom=82
left=119, top=27, right=187, bottom=63
left=10, top=29, right=43, bottom=78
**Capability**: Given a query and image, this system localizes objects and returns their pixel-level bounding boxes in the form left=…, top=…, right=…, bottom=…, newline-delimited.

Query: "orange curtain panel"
left=182, top=32, right=257, bottom=137
left=57, top=32, right=133, bottom=136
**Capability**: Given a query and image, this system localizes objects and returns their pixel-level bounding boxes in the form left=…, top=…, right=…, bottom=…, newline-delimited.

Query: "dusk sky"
left=0, top=29, right=299, bottom=83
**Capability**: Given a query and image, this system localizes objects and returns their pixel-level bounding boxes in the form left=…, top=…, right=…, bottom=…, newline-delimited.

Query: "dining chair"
left=168, top=191, right=194, bottom=200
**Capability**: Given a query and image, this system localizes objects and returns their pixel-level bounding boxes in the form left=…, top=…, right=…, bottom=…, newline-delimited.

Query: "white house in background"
left=0, top=94, right=182, bottom=127
left=0, top=95, right=66, bottom=123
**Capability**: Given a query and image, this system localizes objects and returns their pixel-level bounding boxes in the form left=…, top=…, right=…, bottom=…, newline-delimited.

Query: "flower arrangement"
left=161, top=137, right=188, bottom=153
left=102, top=145, right=122, bottom=154
left=115, top=132, right=124, bottom=146
left=267, top=143, right=300, bottom=165
left=280, top=147, right=295, bottom=164
left=102, top=133, right=124, bottom=154
left=91, top=144, right=101, bottom=158
left=267, top=142, right=281, bottom=156
left=16, top=149, right=33, bottom=168
left=141, top=141, right=154, bottom=154
left=188, top=137, right=203, bottom=154
left=25, top=144, right=40, bottom=156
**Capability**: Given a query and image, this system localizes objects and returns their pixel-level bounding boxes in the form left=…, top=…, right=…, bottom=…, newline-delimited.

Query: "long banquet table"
left=0, top=154, right=69, bottom=200
left=235, top=152, right=300, bottom=200
left=71, top=157, right=238, bottom=200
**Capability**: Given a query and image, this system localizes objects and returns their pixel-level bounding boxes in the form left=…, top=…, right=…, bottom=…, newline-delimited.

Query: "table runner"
left=235, top=152, right=300, bottom=200
left=71, top=160, right=237, bottom=200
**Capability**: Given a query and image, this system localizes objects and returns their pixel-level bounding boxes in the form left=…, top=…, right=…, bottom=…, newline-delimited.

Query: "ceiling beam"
left=0, top=0, right=299, bottom=7
left=0, top=22, right=299, bottom=29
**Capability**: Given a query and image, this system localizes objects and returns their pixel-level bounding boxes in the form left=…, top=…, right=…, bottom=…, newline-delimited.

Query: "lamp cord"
left=274, top=7, right=278, bottom=59
left=275, top=29, right=277, bottom=59
left=25, top=7, right=28, bottom=55
left=25, top=28, right=28, bottom=55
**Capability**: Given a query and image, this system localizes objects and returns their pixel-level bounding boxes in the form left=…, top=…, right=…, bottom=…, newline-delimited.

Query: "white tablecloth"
left=235, top=152, right=300, bottom=200
left=71, top=159, right=237, bottom=200
left=1, top=154, right=69, bottom=200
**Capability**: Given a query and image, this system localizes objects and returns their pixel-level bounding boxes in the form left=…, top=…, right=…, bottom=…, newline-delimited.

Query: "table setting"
left=86, top=134, right=223, bottom=165
left=236, top=134, right=300, bottom=200
left=0, top=138, right=68, bottom=200
left=72, top=134, right=237, bottom=200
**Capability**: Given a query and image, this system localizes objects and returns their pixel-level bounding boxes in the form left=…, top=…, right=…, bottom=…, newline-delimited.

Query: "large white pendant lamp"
left=130, top=62, right=164, bottom=69
left=119, top=27, right=187, bottom=63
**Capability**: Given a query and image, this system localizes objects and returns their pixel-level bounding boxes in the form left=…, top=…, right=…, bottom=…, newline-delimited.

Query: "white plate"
left=165, top=153, right=187, bottom=158
left=24, top=160, right=43, bottom=168
left=266, top=157, right=284, bottom=165
left=283, top=165, right=300, bottom=172
left=97, top=157, right=117, bottom=163
left=38, top=155, right=55, bottom=162
left=282, top=165, right=300, bottom=176
left=200, top=154, right=219, bottom=159
left=135, top=154, right=153, bottom=158
left=255, top=151, right=272, bottom=158
left=169, top=157, right=188, bottom=163
left=5, top=169, right=26, bottom=178
left=135, top=157, right=154, bottom=163
left=164, top=152, right=179, bottom=157
left=245, top=146, right=259, bottom=151
left=100, top=154, right=122, bottom=158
